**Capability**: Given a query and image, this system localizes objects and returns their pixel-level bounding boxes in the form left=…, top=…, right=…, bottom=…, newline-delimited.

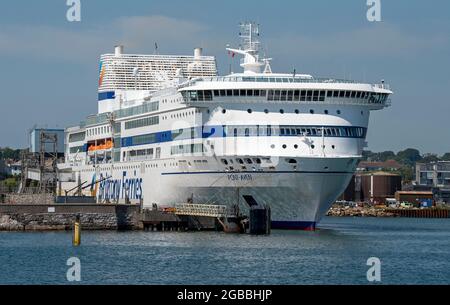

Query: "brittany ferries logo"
left=95, top=171, right=143, bottom=201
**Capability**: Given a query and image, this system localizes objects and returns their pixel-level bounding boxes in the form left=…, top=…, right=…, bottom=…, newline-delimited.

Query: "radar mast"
left=226, top=22, right=271, bottom=74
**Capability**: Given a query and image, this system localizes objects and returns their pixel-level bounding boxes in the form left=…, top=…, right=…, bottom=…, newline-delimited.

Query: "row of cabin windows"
left=227, top=126, right=366, bottom=138
left=222, top=108, right=346, bottom=115
left=68, top=132, right=86, bottom=143
left=87, top=126, right=111, bottom=137
left=69, top=146, right=84, bottom=154
left=170, top=143, right=205, bottom=155
left=124, top=147, right=161, bottom=160
left=183, top=90, right=388, bottom=103
left=125, top=116, right=159, bottom=130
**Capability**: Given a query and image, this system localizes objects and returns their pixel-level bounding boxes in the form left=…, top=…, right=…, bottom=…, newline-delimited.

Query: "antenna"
left=226, top=22, right=267, bottom=74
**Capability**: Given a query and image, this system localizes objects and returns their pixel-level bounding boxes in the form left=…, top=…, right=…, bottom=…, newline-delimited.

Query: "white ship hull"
left=75, top=156, right=356, bottom=230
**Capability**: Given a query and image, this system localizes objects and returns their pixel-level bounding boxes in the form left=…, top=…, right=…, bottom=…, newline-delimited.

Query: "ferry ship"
left=61, top=23, right=392, bottom=230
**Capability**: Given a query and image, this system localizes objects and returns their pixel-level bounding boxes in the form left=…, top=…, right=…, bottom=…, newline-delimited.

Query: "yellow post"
left=73, top=215, right=81, bottom=246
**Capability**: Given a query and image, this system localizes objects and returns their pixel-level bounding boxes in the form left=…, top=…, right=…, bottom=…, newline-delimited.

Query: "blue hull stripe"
left=98, top=91, right=115, bottom=101
left=120, top=125, right=367, bottom=148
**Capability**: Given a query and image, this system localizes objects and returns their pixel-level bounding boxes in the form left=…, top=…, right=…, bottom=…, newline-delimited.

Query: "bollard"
left=73, top=215, right=81, bottom=246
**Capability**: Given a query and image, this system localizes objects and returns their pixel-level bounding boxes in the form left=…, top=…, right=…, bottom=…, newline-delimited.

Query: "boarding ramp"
left=174, top=203, right=229, bottom=218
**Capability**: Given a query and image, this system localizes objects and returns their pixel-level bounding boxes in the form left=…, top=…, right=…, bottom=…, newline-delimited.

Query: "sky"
left=0, top=0, right=449, bottom=155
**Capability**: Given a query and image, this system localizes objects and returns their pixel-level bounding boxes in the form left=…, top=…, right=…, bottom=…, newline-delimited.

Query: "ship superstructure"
left=62, top=23, right=392, bottom=230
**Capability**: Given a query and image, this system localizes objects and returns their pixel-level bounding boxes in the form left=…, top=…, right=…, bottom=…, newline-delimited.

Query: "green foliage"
left=1, top=177, right=18, bottom=188
left=395, top=166, right=414, bottom=183
left=0, top=147, right=21, bottom=160
left=395, top=148, right=422, bottom=166
left=441, top=153, right=450, bottom=161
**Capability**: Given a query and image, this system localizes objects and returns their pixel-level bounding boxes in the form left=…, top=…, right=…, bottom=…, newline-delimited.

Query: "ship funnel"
left=194, top=47, right=203, bottom=59
left=115, top=45, right=124, bottom=57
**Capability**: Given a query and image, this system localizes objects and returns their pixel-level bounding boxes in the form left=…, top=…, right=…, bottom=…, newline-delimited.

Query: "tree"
left=421, top=154, right=439, bottom=163
left=396, top=148, right=422, bottom=166
left=441, top=153, right=450, bottom=161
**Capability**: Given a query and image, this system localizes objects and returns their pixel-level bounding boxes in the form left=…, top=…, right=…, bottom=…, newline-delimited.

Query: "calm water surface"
left=0, top=217, right=449, bottom=284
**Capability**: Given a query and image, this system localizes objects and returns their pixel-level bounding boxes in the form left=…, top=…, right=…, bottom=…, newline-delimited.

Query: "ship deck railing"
left=180, top=76, right=390, bottom=89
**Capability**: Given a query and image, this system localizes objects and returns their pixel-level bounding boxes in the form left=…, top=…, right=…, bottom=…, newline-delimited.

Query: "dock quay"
left=327, top=205, right=450, bottom=218
left=0, top=200, right=271, bottom=233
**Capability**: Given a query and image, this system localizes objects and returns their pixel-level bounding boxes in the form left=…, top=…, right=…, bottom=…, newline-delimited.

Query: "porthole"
left=270, top=144, right=275, bottom=149
left=324, top=110, right=329, bottom=114
left=222, top=109, right=226, bottom=114
left=332, top=145, right=335, bottom=149
left=337, top=110, right=341, bottom=114
left=361, top=111, right=364, bottom=115
left=294, top=144, right=298, bottom=149
left=280, top=109, right=284, bottom=114
left=311, top=145, right=315, bottom=149
left=247, top=109, right=252, bottom=113
left=264, top=109, right=269, bottom=114
left=294, top=109, right=299, bottom=114
left=310, top=109, right=314, bottom=114
left=282, top=144, right=287, bottom=149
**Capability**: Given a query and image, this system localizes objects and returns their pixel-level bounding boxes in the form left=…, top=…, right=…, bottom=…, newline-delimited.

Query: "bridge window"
left=214, top=90, right=220, bottom=96
left=233, top=89, right=239, bottom=96
left=345, top=91, right=351, bottom=98
left=226, top=90, right=232, bottom=96
left=351, top=91, right=356, bottom=98
left=306, top=90, right=313, bottom=101
left=300, top=90, right=306, bottom=101
left=247, top=89, right=253, bottom=96
left=339, top=91, right=345, bottom=98
left=287, top=90, right=293, bottom=101
left=274, top=90, right=281, bottom=100
left=327, top=91, right=333, bottom=97
left=313, top=90, right=319, bottom=101
left=281, top=90, right=287, bottom=101
left=240, top=89, right=246, bottom=96
left=319, top=91, right=326, bottom=101
left=260, top=90, right=266, bottom=97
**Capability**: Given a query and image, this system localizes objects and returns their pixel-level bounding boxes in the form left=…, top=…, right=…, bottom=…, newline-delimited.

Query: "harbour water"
left=0, top=217, right=449, bottom=285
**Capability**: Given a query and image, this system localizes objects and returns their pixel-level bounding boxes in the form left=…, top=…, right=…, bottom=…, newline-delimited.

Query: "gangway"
left=174, top=203, right=229, bottom=218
